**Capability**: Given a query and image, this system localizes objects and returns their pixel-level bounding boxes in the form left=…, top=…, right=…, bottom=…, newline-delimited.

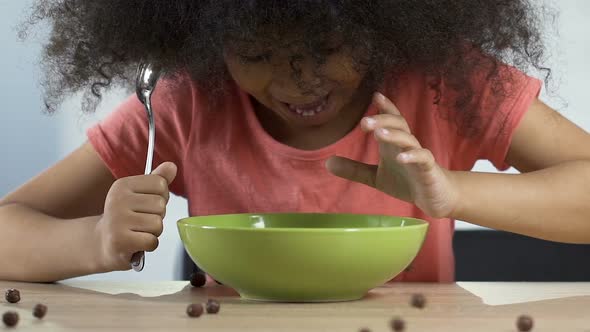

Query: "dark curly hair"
left=21, top=0, right=553, bottom=136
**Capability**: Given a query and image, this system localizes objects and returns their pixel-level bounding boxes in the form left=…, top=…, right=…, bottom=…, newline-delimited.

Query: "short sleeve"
left=86, top=77, right=195, bottom=197
left=483, top=72, right=542, bottom=170
left=444, top=63, right=543, bottom=171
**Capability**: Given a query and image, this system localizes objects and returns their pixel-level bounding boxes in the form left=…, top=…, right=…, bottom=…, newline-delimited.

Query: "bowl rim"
left=177, top=212, right=428, bottom=232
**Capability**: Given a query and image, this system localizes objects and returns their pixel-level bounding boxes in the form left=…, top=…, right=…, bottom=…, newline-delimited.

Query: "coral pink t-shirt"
left=87, top=67, right=542, bottom=282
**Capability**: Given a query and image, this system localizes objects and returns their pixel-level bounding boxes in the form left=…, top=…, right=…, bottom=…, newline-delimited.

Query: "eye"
left=316, top=40, right=345, bottom=55
left=238, top=52, right=272, bottom=63
left=319, top=45, right=343, bottom=55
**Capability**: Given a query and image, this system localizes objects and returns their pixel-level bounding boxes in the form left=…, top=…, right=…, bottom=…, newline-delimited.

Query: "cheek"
left=225, top=57, right=272, bottom=93
left=323, top=53, right=366, bottom=89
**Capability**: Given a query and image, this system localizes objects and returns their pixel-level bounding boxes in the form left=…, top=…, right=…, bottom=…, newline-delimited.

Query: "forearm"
left=450, top=160, right=590, bottom=244
left=0, top=203, right=103, bottom=282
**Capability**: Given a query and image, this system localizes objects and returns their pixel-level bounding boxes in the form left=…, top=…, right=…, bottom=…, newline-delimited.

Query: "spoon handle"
left=144, top=90, right=156, bottom=175
left=131, top=89, right=156, bottom=272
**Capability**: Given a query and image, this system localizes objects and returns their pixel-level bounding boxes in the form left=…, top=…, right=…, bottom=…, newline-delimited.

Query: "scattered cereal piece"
left=186, top=303, right=204, bottom=318
left=410, top=293, right=426, bottom=309
left=206, top=299, right=220, bottom=314
left=33, top=303, right=48, bottom=319
left=390, top=317, right=406, bottom=331
left=189, top=272, right=207, bottom=287
left=5, top=289, right=20, bottom=304
left=2, top=311, right=19, bottom=327
left=517, top=314, right=533, bottom=331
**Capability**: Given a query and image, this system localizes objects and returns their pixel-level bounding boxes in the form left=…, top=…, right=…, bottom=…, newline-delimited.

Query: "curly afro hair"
left=21, top=0, right=553, bottom=136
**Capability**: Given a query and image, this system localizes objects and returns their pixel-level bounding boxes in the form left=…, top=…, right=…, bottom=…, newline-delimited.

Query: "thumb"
left=325, top=156, right=377, bottom=188
left=151, top=162, right=178, bottom=185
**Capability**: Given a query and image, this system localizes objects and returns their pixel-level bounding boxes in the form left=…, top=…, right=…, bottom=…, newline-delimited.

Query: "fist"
left=95, top=162, right=177, bottom=271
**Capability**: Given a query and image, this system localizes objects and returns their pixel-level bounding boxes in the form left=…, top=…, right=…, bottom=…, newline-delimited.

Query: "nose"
left=271, top=54, right=323, bottom=93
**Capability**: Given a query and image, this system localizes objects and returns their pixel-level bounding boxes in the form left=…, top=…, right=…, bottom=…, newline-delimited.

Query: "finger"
left=128, top=193, right=167, bottom=216
left=374, top=92, right=401, bottom=116
left=127, top=232, right=160, bottom=253
left=130, top=212, right=164, bottom=237
left=325, top=156, right=377, bottom=188
left=361, top=114, right=411, bottom=133
left=151, top=162, right=178, bottom=185
left=374, top=128, right=421, bottom=151
left=123, top=175, right=169, bottom=198
left=397, top=148, right=436, bottom=172
left=111, top=232, right=161, bottom=270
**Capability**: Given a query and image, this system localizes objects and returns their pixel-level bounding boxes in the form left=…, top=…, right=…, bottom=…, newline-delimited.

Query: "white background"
left=1, top=0, right=589, bottom=281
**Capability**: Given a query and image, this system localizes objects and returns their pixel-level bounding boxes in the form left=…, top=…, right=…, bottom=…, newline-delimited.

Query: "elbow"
left=0, top=195, right=17, bottom=209
left=579, top=168, right=590, bottom=243
left=563, top=161, right=590, bottom=244
left=0, top=274, right=62, bottom=284
left=561, top=207, right=590, bottom=244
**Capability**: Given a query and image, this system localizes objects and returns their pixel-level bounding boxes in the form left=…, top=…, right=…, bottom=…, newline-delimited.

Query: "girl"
left=2, top=1, right=590, bottom=283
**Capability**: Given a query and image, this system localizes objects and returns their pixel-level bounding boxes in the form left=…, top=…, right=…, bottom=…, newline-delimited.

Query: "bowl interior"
left=177, top=213, right=426, bottom=230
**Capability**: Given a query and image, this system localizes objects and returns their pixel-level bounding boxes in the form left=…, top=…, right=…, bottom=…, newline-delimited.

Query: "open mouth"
left=283, top=95, right=330, bottom=117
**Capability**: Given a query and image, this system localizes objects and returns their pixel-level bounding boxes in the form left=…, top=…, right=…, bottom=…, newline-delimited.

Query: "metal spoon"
left=131, top=62, right=162, bottom=272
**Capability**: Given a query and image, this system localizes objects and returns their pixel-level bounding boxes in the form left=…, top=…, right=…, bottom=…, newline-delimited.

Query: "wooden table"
left=1, top=281, right=589, bottom=331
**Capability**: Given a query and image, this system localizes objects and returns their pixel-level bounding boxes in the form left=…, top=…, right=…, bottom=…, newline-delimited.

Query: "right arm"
left=0, top=142, right=175, bottom=282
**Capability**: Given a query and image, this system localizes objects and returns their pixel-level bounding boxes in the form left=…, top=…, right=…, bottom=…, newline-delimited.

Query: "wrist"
left=77, top=215, right=108, bottom=274
left=444, top=169, right=466, bottom=220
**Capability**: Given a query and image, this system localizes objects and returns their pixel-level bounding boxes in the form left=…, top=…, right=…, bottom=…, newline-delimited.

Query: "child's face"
left=223, top=33, right=369, bottom=128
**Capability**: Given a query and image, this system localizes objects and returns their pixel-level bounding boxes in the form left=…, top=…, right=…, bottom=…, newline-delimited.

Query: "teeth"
left=287, top=98, right=328, bottom=117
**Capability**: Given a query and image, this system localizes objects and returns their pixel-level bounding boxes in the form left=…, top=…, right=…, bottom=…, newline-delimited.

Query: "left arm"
left=450, top=98, right=590, bottom=243
left=327, top=94, right=590, bottom=244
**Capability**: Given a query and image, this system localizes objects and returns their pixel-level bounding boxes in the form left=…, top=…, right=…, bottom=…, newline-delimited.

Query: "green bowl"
left=177, top=213, right=428, bottom=302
